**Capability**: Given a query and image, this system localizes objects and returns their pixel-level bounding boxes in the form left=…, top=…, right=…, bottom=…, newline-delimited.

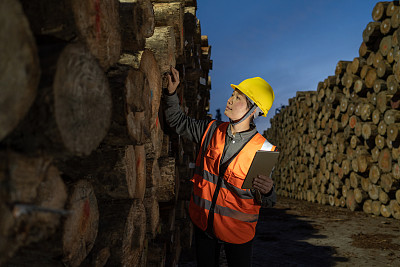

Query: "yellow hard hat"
left=230, top=77, right=274, bottom=117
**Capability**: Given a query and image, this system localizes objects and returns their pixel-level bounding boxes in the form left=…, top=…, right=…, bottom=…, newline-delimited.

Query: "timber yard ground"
left=178, top=196, right=400, bottom=267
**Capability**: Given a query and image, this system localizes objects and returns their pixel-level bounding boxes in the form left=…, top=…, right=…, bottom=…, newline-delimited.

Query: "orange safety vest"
left=189, top=120, right=274, bottom=244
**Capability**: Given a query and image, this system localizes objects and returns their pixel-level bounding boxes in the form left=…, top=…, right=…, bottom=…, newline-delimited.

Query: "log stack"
left=0, top=0, right=211, bottom=266
left=265, top=1, right=400, bottom=220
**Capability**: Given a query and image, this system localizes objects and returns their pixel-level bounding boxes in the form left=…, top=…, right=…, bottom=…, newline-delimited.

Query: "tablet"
left=241, top=150, right=279, bottom=189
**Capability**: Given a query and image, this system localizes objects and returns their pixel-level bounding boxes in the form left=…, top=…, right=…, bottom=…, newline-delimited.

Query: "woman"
left=164, top=67, right=277, bottom=267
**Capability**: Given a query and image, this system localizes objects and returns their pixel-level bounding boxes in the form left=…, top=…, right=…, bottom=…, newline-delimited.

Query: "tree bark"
left=145, top=110, right=165, bottom=159
left=158, top=157, right=178, bottom=202
left=147, top=240, right=167, bottom=266
left=3, top=179, right=98, bottom=267
left=153, top=2, right=184, bottom=59
left=104, top=65, right=147, bottom=145
left=145, top=26, right=177, bottom=82
left=91, top=146, right=137, bottom=199
left=119, top=0, right=155, bottom=52
left=144, top=191, right=160, bottom=238
left=119, top=49, right=162, bottom=131
left=146, top=158, right=161, bottom=188
left=0, top=151, right=67, bottom=265
left=134, top=145, right=147, bottom=201
left=363, top=22, right=381, bottom=45
left=93, top=199, right=146, bottom=267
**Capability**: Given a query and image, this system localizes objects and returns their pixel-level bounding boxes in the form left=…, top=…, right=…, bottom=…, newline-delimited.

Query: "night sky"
left=196, top=0, right=384, bottom=132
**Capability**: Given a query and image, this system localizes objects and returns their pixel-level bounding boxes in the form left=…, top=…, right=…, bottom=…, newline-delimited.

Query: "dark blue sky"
left=196, top=0, right=383, bottom=132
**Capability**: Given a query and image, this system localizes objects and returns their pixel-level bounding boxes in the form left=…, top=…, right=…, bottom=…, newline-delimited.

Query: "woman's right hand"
left=167, top=66, right=180, bottom=94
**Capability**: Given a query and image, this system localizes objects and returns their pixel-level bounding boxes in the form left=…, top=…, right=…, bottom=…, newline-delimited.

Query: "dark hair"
left=245, top=98, right=252, bottom=109
left=245, top=97, right=256, bottom=127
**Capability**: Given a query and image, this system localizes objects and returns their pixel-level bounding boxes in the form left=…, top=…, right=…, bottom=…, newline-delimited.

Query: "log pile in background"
left=265, top=1, right=400, bottom=220
left=0, top=0, right=212, bottom=266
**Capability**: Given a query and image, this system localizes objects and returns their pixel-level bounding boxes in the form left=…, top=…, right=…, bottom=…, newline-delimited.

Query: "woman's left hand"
left=253, top=174, right=274, bottom=195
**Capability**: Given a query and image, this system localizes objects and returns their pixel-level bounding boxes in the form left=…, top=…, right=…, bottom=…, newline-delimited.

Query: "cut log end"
left=62, top=180, right=99, bottom=267
left=54, top=43, right=112, bottom=156
left=71, top=0, right=121, bottom=69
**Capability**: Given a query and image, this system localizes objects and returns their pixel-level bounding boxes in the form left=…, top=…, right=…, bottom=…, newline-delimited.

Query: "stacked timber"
left=147, top=1, right=212, bottom=266
left=0, top=0, right=211, bottom=266
left=265, top=1, right=400, bottom=220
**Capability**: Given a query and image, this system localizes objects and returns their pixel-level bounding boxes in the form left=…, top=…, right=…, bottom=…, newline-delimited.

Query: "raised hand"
left=167, top=66, right=180, bottom=94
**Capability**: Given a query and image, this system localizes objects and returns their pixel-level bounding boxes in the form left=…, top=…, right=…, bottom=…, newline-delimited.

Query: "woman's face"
left=224, top=89, right=250, bottom=121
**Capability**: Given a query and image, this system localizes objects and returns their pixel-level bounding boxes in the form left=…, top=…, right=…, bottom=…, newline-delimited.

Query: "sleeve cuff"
left=163, top=88, right=177, bottom=96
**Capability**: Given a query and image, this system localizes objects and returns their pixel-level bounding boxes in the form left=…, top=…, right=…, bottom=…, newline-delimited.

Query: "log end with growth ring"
left=53, top=43, right=112, bottom=156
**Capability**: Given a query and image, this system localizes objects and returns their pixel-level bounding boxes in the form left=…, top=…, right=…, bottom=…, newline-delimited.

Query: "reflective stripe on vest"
left=260, top=140, right=277, bottom=151
left=192, top=194, right=259, bottom=222
left=189, top=121, right=268, bottom=244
